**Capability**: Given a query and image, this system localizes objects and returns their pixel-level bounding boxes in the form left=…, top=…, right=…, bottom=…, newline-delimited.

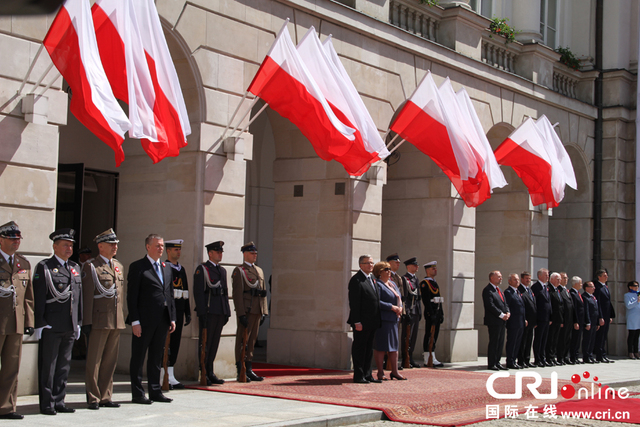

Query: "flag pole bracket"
left=223, top=136, right=252, bottom=161
left=21, top=93, right=49, bottom=124
left=366, top=163, right=387, bottom=186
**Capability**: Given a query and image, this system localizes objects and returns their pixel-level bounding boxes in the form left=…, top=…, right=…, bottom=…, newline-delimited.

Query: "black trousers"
left=505, top=326, right=523, bottom=365
left=546, top=322, right=562, bottom=361
left=557, top=322, right=573, bottom=361
left=533, top=321, right=549, bottom=362
left=168, top=300, right=186, bottom=366
left=400, top=314, right=420, bottom=363
left=627, top=329, right=640, bottom=353
left=130, top=311, right=170, bottom=399
left=582, top=324, right=597, bottom=360
left=486, top=323, right=505, bottom=368
left=594, top=318, right=611, bottom=359
left=200, top=314, right=227, bottom=376
left=518, top=323, right=535, bottom=364
left=570, top=324, right=583, bottom=360
left=38, top=329, right=74, bottom=411
left=352, top=327, right=376, bottom=381
left=422, top=317, right=440, bottom=352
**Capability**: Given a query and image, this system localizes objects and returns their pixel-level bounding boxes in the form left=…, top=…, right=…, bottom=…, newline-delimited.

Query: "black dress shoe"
left=41, top=408, right=57, bottom=416
left=585, top=358, right=595, bottom=364
left=150, top=394, right=173, bottom=403
left=507, top=363, right=521, bottom=370
left=88, top=402, right=99, bottom=410
left=208, top=375, right=225, bottom=385
left=545, top=361, right=554, bottom=367
left=55, top=405, right=75, bottom=413
left=171, top=383, right=185, bottom=389
left=488, top=366, right=500, bottom=371
left=99, top=401, right=121, bottom=408
left=525, top=361, right=535, bottom=368
left=603, top=357, right=614, bottom=363
left=366, top=377, right=382, bottom=383
left=410, top=360, right=421, bottom=368
left=0, top=412, right=24, bottom=419
left=596, top=358, right=609, bottom=364
left=353, top=378, right=370, bottom=384
left=496, top=364, right=509, bottom=370
left=131, top=396, right=153, bottom=405
left=567, top=359, right=576, bottom=365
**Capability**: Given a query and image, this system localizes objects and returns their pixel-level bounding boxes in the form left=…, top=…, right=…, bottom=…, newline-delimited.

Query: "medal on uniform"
left=71, top=268, right=78, bottom=276
left=161, top=262, right=166, bottom=267
left=21, top=279, right=27, bottom=287
left=0, top=280, right=5, bottom=287
left=53, top=268, right=58, bottom=273
left=115, top=266, right=120, bottom=273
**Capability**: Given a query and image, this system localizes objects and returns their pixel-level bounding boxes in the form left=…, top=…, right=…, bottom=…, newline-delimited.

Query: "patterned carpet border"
left=187, top=368, right=578, bottom=426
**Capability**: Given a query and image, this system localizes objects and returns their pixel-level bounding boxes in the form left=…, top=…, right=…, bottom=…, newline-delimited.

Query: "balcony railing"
left=389, top=0, right=442, bottom=42
left=481, top=33, right=521, bottom=74
left=552, top=64, right=580, bottom=99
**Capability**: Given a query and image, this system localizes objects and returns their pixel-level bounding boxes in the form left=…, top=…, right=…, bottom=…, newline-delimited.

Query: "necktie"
left=8, top=256, right=12, bottom=268
left=497, top=287, right=504, bottom=302
left=368, top=275, right=376, bottom=291
left=64, top=262, right=68, bottom=271
left=155, top=262, right=163, bottom=281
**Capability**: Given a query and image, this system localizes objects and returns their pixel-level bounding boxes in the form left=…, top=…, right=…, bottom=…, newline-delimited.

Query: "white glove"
left=75, top=325, right=81, bottom=340
left=34, top=325, right=52, bottom=340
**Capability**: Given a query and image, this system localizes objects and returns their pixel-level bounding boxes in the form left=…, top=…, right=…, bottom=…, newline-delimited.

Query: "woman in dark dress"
left=373, top=261, right=405, bottom=380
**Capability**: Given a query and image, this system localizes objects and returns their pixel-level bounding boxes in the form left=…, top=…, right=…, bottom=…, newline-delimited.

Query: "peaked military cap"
left=424, top=260, right=437, bottom=268
left=205, top=241, right=224, bottom=252
left=404, top=257, right=418, bottom=266
left=241, top=241, right=257, bottom=252
left=386, top=253, right=401, bottom=262
left=78, top=247, right=92, bottom=255
left=0, top=221, right=22, bottom=239
left=49, top=228, right=75, bottom=242
left=94, top=228, right=119, bottom=244
left=165, top=239, right=183, bottom=249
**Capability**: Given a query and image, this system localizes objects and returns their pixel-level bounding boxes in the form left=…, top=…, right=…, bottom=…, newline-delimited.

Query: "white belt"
left=174, top=289, right=189, bottom=299
left=431, top=297, right=444, bottom=303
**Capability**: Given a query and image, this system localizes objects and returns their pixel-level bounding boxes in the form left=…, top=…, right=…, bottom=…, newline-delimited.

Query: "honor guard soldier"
left=81, top=229, right=125, bottom=410
left=33, top=228, right=82, bottom=415
left=402, top=257, right=422, bottom=368
left=193, top=241, right=231, bottom=385
left=232, top=242, right=268, bottom=382
left=0, top=222, right=34, bottom=419
left=420, top=261, right=444, bottom=367
left=78, top=247, right=93, bottom=267
left=163, top=239, right=191, bottom=389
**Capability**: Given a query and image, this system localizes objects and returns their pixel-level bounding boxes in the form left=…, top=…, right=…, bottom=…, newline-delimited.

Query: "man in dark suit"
left=582, top=281, right=603, bottom=363
left=193, top=241, right=231, bottom=385
left=402, top=257, right=421, bottom=368
left=517, top=271, right=536, bottom=368
left=569, top=276, right=586, bottom=363
left=347, top=255, right=381, bottom=383
left=594, top=269, right=615, bottom=363
left=127, top=234, right=176, bottom=404
left=33, top=228, right=82, bottom=415
left=482, top=271, right=510, bottom=371
left=557, top=272, right=574, bottom=365
left=546, top=272, right=564, bottom=365
left=531, top=268, right=551, bottom=367
left=504, top=274, right=526, bottom=369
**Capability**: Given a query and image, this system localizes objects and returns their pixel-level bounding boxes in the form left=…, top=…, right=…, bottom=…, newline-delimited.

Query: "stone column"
left=511, top=0, right=543, bottom=43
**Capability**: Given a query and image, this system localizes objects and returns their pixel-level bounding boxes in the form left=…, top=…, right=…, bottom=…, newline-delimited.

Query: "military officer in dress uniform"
left=232, top=242, right=268, bottom=382
left=0, top=221, right=34, bottom=420
left=82, top=229, right=125, bottom=410
left=33, top=228, right=82, bottom=415
left=402, top=257, right=421, bottom=368
left=163, top=239, right=191, bottom=390
left=420, top=261, right=444, bottom=367
left=193, top=241, right=231, bottom=385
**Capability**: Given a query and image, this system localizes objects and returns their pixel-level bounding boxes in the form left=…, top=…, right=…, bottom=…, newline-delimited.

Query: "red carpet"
left=187, top=366, right=581, bottom=426
left=251, top=362, right=344, bottom=377
left=551, top=393, right=640, bottom=423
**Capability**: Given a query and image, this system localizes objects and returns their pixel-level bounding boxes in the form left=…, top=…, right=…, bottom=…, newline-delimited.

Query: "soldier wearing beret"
left=402, top=257, right=422, bottom=368
left=33, top=228, right=82, bottom=415
left=82, top=229, right=125, bottom=410
left=420, top=261, right=444, bottom=367
left=232, top=242, right=268, bottom=382
left=193, top=241, right=230, bottom=385
left=163, top=239, right=191, bottom=389
left=0, top=222, right=34, bottom=419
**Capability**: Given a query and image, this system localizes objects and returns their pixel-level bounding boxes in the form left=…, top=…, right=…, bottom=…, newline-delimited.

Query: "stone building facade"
left=0, top=0, right=636, bottom=394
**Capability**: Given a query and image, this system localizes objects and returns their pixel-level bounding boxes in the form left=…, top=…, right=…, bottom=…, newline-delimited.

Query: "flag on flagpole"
left=44, top=0, right=131, bottom=166
left=390, top=71, right=504, bottom=207
left=131, top=0, right=191, bottom=163
left=247, top=21, right=356, bottom=162
left=494, top=116, right=577, bottom=208
left=92, top=0, right=158, bottom=143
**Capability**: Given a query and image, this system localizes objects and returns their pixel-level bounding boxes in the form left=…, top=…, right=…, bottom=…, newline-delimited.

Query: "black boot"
left=236, top=361, right=251, bottom=382
left=245, top=361, right=264, bottom=382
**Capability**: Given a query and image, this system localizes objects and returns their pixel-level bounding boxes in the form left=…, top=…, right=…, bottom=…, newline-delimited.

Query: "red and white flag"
left=390, top=71, right=504, bottom=207
left=131, top=0, right=191, bottom=163
left=494, top=116, right=577, bottom=208
left=297, top=28, right=388, bottom=176
left=44, top=0, right=131, bottom=166
left=92, top=0, right=158, bottom=142
left=247, top=21, right=355, bottom=162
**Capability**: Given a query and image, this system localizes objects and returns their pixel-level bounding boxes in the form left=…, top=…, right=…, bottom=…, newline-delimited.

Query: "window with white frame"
left=470, top=0, right=492, bottom=18
left=540, top=0, right=558, bottom=47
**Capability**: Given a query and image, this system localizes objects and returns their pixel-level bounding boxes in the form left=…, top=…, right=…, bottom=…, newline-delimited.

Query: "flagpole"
left=31, top=63, right=54, bottom=93
left=231, top=102, right=269, bottom=139
left=387, top=138, right=406, bottom=155
left=17, top=44, right=44, bottom=96
left=385, top=133, right=399, bottom=149
left=225, top=96, right=259, bottom=140
left=221, top=91, right=251, bottom=139
left=36, top=70, right=60, bottom=100
left=382, top=129, right=391, bottom=141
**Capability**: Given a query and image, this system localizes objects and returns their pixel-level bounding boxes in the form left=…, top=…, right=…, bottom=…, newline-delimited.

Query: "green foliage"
left=488, top=17, right=519, bottom=44
left=419, top=0, right=439, bottom=6
left=555, top=46, right=581, bottom=71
